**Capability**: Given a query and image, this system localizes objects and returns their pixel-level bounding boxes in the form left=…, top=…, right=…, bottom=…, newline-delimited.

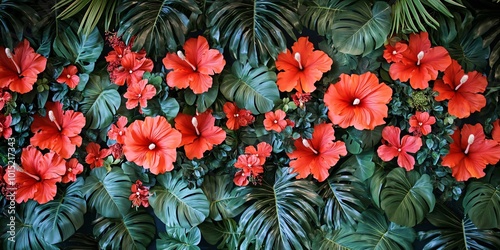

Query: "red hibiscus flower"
left=291, top=92, right=312, bottom=109
left=129, top=180, right=150, bottom=209
left=408, top=111, right=436, bottom=136
left=109, top=143, right=124, bottom=160
left=123, top=116, right=182, bottom=175
left=222, top=102, right=255, bottom=130
left=123, top=79, right=156, bottom=110
left=0, top=39, right=47, bottom=93
left=263, top=110, right=287, bottom=132
left=0, top=91, right=12, bottom=111
left=163, top=36, right=225, bottom=94
left=383, top=42, right=408, bottom=63
left=56, top=65, right=80, bottom=89
left=324, top=72, right=393, bottom=130
left=287, top=123, right=347, bottom=182
left=0, top=114, right=12, bottom=139
left=30, top=102, right=85, bottom=159
left=233, top=171, right=249, bottom=187
left=441, top=124, right=500, bottom=181
left=112, top=52, right=153, bottom=86
left=85, top=142, right=111, bottom=169
left=377, top=126, right=423, bottom=171
left=62, top=158, right=83, bottom=184
left=234, top=154, right=264, bottom=179
left=389, top=32, right=451, bottom=89
left=174, top=111, right=226, bottom=160
left=433, top=60, right=487, bottom=119
left=245, top=142, right=272, bottom=165
left=108, top=116, right=128, bottom=144
left=492, top=119, right=500, bottom=144
left=275, top=37, right=333, bottom=93
left=4, top=147, right=65, bottom=204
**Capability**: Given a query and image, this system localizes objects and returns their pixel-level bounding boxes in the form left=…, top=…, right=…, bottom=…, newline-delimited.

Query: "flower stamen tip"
left=352, top=98, right=361, bottom=105
left=294, top=52, right=303, bottom=70
left=148, top=143, right=156, bottom=150
left=417, top=51, right=424, bottom=65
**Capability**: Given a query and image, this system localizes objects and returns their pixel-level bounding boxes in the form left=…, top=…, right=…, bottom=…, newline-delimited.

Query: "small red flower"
left=263, top=110, right=287, bottom=132
left=85, top=142, right=111, bottom=169
left=244, top=142, right=272, bottom=165
left=222, top=102, right=255, bottom=130
left=0, top=114, right=12, bottom=139
left=233, top=171, right=249, bottom=187
left=108, top=116, right=128, bottom=144
left=109, top=143, right=124, bottom=160
left=56, top=65, right=80, bottom=89
left=383, top=42, right=408, bottom=63
left=408, top=111, right=436, bottom=136
left=0, top=91, right=12, bottom=111
left=377, top=126, right=422, bottom=171
left=123, top=79, right=156, bottom=110
left=112, top=52, right=153, bottom=86
left=62, top=158, right=83, bottom=184
left=234, top=154, right=264, bottom=179
left=129, top=180, right=150, bottom=209
left=291, top=92, right=312, bottom=109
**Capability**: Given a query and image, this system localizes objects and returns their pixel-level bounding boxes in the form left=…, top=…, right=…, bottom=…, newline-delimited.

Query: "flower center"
left=191, top=116, right=200, bottom=136
left=136, top=191, right=140, bottom=196
left=454, top=74, right=469, bottom=91
left=302, top=138, right=318, bottom=154
left=48, top=110, right=62, bottom=131
left=352, top=98, right=361, bottom=105
left=66, top=74, right=71, bottom=79
left=464, top=134, right=474, bottom=154
left=397, top=148, right=402, bottom=152
left=118, top=131, right=123, bottom=136
left=234, top=113, right=239, bottom=117
left=129, top=70, right=133, bottom=74
left=118, top=54, right=122, bottom=58
left=416, top=51, right=424, bottom=66
left=294, top=52, right=303, bottom=70
left=68, top=167, right=73, bottom=172
left=274, top=120, right=278, bottom=124
left=13, top=163, right=40, bottom=181
left=5, top=48, right=21, bottom=75
left=137, top=94, right=142, bottom=98
left=418, top=122, right=423, bottom=126
left=177, top=51, right=197, bottom=71
left=0, top=126, right=3, bottom=133
left=148, top=143, right=156, bottom=150
left=392, top=50, right=397, bottom=55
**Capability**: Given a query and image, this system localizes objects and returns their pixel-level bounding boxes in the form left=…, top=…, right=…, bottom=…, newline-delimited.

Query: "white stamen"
left=68, top=168, right=72, bottom=172
left=455, top=74, right=469, bottom=91
left=294, top=53, right=303, bottom=70
left=13, top=163, right=40, bottom=181
left=136, top=191, right=140, bottom=196
left=129, top=70, right=133, bottom=74
left=177, top=50, right=196, bottom=71
left=234, top=114, right=239, bottom=117
left=48, top=110, right=62, bottom=131
left=417, top=51, right=424, bottom=65
left=191, top=117, right=200, bottom=135
left=66, top=74, right=71, bottom=78
left=302, top=139, right=318, bottom=154
left=5, top=48, right=21, bottom=74
left=397, top=148, right=402, bottom=152
left=418, top=122, right=423, bottom=126
left=118, top=131, right=123, bottom=136
left=464, top=134, right=475, bottom=154
left=352, top=98, right=361, bottom=105
left=148, top=143, right=156, bottom=150
left=392, top=50, right=397, bottom=55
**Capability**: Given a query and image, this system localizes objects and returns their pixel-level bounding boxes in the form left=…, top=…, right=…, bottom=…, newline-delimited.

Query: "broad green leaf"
left=81, top=73, right=121, bottom=129
left=201, top=174, right=251, bottom=221
left=381, top=168, right=435, bottom=227
left=82, top=167, right=132, bottom=218
left=346, top=126, right=383, bottom=150
left=347, top=151, right=376, bottom=181
left=93, top=210, right=155, bottom=250
left=149, top=171, right=209, bottom=228
left=34, top=178, right=86, bottom=244
left=160, top=97, right=180, bottom=120
left=368, top=165, right=386, bottom=208
left=331, top=1, right=391, bottom=56
left=239, top=168, right=324, bottom=250
left=300, top=0, right=357, bottom=37
left=157, top=227, right=201, bottom=250
left=463, top=182, right=500, bottom=229
left=53, top=20, right=103, bottom=73
left=447, top=34, right=490, bottom=72
left=0, top=0, right=38, bottom=49
left=312, top=226, right=352, bottom=250
left=344, top=209, right=416, bottom=250
left=199, top=219, right=241, bottom=249
left=184, top=81, right=220, bottom=113
left=220, top=61, right=279, bottom=114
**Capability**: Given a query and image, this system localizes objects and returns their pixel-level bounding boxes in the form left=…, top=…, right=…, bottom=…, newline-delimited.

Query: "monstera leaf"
left=238, top=168, right=324, bottom=250
left=207, top=0, right=300, bottom=67
left=81, top=73, right=121, bottom=129
left=220, top=61, right=279, bottom=114
left=312, top=226, right=353, bottom=250
left=300, top=0, right=357, bottom=37
left=82, top=167, right=132, bottom=218
left=53, top=20, right=103, bottom=73
left=381, top=168, right=435, bottom=227
left=0, top=0, right=38, bottom=49
left=199, top=219, right=241, bottom=250
left=157, top=227, right=201, bottom=250
left=117, top=0, right=201, bottom=59
left=33, top=177, right=86, bottom=244
left=201, top=174, right=251, bottom=221
left=330, top=1, right=391, bottom=56
left=463, top=182, right=500, bottom=229
left=93, top=210, right=156, bottom=250
left=419, top=202, right=500, bottom=249
left=149, top=170, right=210, bottom=228
left=184, top=81, right=220, bottom=113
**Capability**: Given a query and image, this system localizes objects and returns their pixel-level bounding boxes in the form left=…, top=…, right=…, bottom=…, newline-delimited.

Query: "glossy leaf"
left=156, top=227, right=201, bottom=250
left=300, top=0, right=357, bottom=37
left=81, top=73, right=121, bottom=129
left=199, top=219, right=241, bottom=249
left=0, top=0, right=38, bottom=49
left=463, top=182, right=500, bottom=229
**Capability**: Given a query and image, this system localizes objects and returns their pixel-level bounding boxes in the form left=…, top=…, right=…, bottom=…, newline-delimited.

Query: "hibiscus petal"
left=397, top=152, right=416, bottom=171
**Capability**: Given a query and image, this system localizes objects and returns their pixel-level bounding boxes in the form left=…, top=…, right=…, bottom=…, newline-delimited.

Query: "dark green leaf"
left=81, top=73, right=121, bottom=129
left=300, top=0, right=357, bottom=37
left=157, top=227, right=201, bottom=250
left=199, top=219, right=241, bottom=249
left=160, top=97, right=180, bottom=120
left=463, top=182, right=500, bottom=229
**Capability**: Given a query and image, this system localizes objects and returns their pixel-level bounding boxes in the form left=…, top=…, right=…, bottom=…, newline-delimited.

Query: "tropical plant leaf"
left=345, top=126, right=383, bottom=151
left=117, top=0, right=201, bottom=60
left=473, top=8, right=500, bottom=81
left=463, top=182, right=500, bottom=229
left=381, top=168, right=435, bottom=227
left=1, top=201, right=58, bottom=250
left=184, top=81, right=220, bottom=113
left=220, top=61, right=279, bottom=114
left=238, top=167, right=324, bottom=250
left=419, top=202, right=500, bottom=249
left=0, top=0, right=38, bottom=49
left=157, top=227, right=201, bottom=250
left=344, top=209, right=416, bottom=250
left=33, top=177, right=86, bottom=244
left=201, top=174, right=251, bottom=221
left=300, top=0, right=357, bottom=37
left=160, top=97, right=181, bottom=120
left=199, top=219, right=241, bottom=250
left=53, top=20, right=103, bottom=73
left=81, top=73, right=121, bottom=129
left=54, top=0, right=117, bottom=36
left=330, top=1, right=391, bottom=56
left=447, top=34, right=490, bottom=72
left=321, top=157, right=369, bottom=230
left=82, top=167, right=132, bottom=218
left=207, top=0, right=300, bottom=67
left=348, top=151, right=376, bottom=181
left=311, top=226, right=353, bottom=250
left=93, top=210, right=156, bottom=250
left=149, top=170, right=210, bottom=228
